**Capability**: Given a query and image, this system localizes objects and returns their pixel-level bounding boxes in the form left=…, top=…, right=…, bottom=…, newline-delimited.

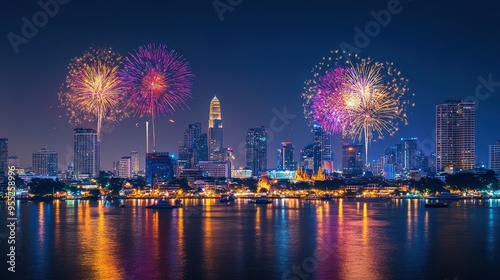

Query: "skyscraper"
left=300, top=144, right=314, bottom=172
left=130, top=151, right=139, bottom=175
left=436, top=100, right=475, bottom=172
left=178, top=123, right=203, bottom=169
left=32, top=148, right=58, bottom=176
left=277, top=142, right=295, bottom=171
left=246, top=126, right=267, bottom=176
left=313, top=125, right=323, bottom=172
left=489, top=141, right=500, bottom=175
left=400, top=137, right=418, bottom=172
left=0, top=138, right=8, bottom=183
left=342, top=143, right=363, bottom=177
left=146, top=152, right=174, bottom=185
left=198, top=133, right=209, bottom=162
left=119, top=156, right=132, bottom=179
left=74, top=128, right=100, bottom=179
left=312, top=125, right=334, bottom=173
left=208, top=96, right=224, bottom=162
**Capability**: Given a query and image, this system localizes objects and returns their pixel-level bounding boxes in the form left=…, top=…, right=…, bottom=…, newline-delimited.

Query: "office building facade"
left=436, top=100, right=475, bottom=172
left=245, top=126, right=267, bottom=176
left=74, top=128, right=100, bottom=179
left=32, top=148, right=58, bottom=176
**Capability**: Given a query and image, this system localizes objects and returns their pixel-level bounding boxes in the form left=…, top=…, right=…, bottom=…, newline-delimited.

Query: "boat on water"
left=427, top=193, right=462, bottom=200
left=425, top=202, right=448, bottom=208
left=249, top=195, right=273, bottom=204
left=146, top=198, right=183, bottom=209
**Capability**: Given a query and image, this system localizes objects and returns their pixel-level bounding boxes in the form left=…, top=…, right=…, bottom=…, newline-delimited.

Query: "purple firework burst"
left=120, top=44, right=194, bottom=151
left=311, top=67, right=348, bottom=133
left=120, top=44, right=194, bottom=117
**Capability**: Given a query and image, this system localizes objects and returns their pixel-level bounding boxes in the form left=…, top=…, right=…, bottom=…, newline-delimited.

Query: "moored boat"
left=146, top=198, right=183, bottom=209
left=427, top=193, right=462, bottom=200
left=249, top=195, right=272, bottom=204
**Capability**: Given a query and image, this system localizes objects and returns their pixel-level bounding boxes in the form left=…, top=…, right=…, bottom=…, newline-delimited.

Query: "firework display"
left=303, top=50, right=412, bottom=164
left=59, top=48, right=126, bottom=139
left=120, top=44, right=194, bottom=151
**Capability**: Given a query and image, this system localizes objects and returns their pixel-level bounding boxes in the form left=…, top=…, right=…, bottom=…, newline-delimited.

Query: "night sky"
left=1, top=0, right=500, bottom=171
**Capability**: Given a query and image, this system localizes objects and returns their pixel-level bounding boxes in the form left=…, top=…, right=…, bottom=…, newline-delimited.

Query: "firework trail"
left=120, top=44, right=194, bottom=152
left=59, top=48, right=126, bottom=139
left=303, top=50, right=413, bottom=166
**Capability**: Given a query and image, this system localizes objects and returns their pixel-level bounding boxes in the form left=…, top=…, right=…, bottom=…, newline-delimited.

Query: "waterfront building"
left=198, top=161, right=230, bottom=178
left=145, top=152, right=174, bottom=185
left=74, top=128, right=100, bottom=179
left=32, top=148, right=58, bottom=176
left=489, top=140, right=500, bottom=175
left=436, top=100, right=475, bottom=172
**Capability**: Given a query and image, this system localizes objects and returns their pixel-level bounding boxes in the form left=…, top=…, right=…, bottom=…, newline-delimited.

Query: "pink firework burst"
left=120, top=44, right=194, bottom=151
left=311, top=67, right=348, bottom=133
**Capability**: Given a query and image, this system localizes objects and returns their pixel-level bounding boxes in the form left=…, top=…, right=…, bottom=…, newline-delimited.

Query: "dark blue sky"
left=1, top=0, right=500, bottom=171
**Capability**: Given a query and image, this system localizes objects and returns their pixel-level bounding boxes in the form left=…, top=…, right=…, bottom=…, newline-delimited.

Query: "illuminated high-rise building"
left=198, top=133, right=209, bottom=162
left=32, top=148, right=58, bottom=176
left=489, top=140, right=500, bottom=175
left=436, top=100, right=475, bottom=172
left=342, top=143, right=363, bottom=177
left=312, top=125, right=334, bottom=174
left=178, top=123, right=203, bottom=170
left=277, top=142, right=295, bottom=171
left=245, top=126, right=267, bottom=176
left=300, top=144, right=314, bottom=172
left=74, top=128, right=100, bottom=179
left=119, top=156, right=132, bottom=179
left=0, top=138, right=8, bottom=183
left=400, top=137, right=418, bottom=172
left=130, top=151, right=139, bottom=175
left=208, top=96, right=224, bottom=162
left=146, top=152, right=174, bottom=185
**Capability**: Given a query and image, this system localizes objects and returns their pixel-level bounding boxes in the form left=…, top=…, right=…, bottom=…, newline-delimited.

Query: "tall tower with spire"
left=208, top=96, right=224, bottom=162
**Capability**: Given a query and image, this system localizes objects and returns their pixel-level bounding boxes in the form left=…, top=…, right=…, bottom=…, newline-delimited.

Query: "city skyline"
left=1, top=1, right=500, bottom=171
left=0, top=95, right=495, bottom=175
